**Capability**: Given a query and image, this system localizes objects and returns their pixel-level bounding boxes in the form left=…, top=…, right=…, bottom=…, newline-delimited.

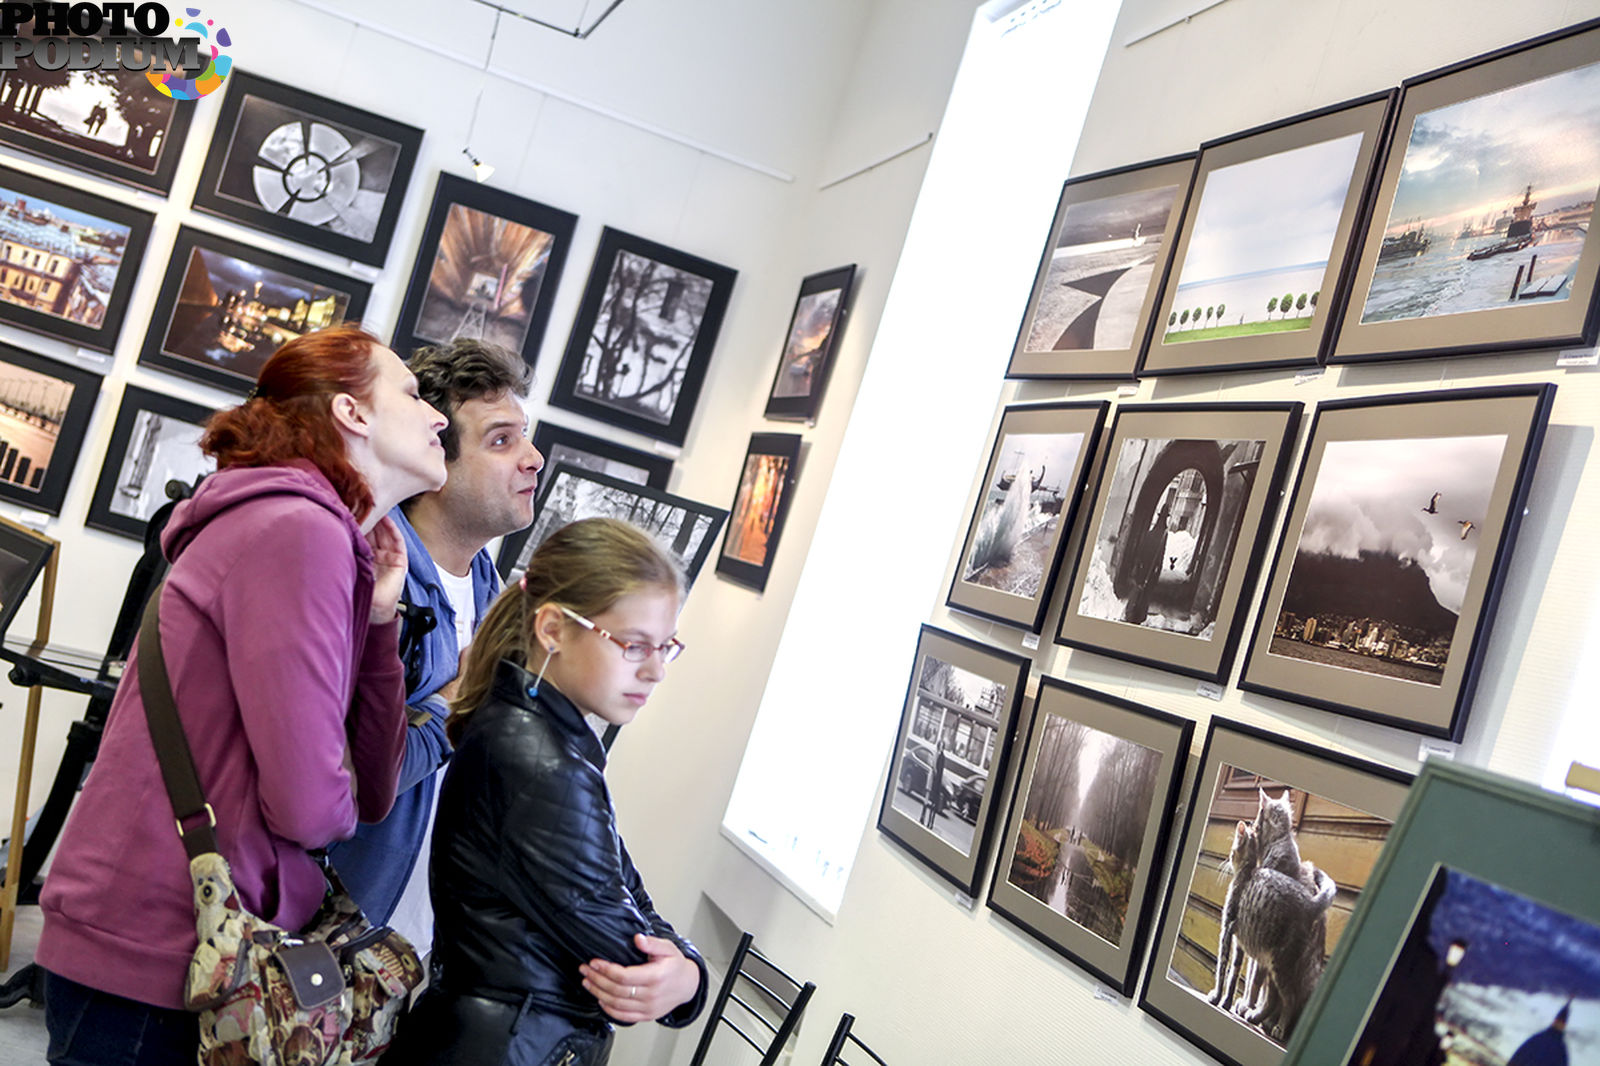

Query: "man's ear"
left=330, top=392, right=369, bottom=438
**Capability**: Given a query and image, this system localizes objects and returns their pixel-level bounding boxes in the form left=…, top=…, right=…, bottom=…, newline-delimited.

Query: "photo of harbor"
left=1163, top=133, right=1363, bottom=344
left=1359, top=59, right=1600, bottom=324
left=1270, top=434, right=1507, bottom=686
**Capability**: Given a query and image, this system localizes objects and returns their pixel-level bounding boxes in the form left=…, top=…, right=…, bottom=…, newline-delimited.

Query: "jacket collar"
left=491, top=658, right=607, bottom=769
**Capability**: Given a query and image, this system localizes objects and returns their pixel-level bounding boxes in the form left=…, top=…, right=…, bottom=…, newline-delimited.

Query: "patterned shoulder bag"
left=138, top=586, right=424, bottom=1064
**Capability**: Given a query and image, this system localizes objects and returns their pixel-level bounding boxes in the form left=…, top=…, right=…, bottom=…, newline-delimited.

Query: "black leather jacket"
left=390, top=660, right=706, bottom=1064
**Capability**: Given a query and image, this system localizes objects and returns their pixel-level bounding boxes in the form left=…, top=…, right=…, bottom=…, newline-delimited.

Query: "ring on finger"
left=630, top=985, right=638, bottom=998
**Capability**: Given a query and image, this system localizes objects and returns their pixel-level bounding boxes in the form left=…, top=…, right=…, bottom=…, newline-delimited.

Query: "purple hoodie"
left=37, top=461, right=407, bottom=1009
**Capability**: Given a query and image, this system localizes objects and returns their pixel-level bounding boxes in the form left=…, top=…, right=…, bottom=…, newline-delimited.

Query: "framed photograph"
left=1007, top=155, right=1195, bottom=380
left=1238, top=385, right=1555, bottom=740
left=0, top=34, right=196, bottom=194
left=0, top=344, right=101, bottom=514
left=547, top=226, right=737, bottom=445
left=391, top=172, right=578, bottom=366
left=495, top=463, right=727, bottom=587
left=876, top=624, right=1029, bottom=898
left=715, top=432, right=802, bottom=593
left=1055, top=402, right=1304, bottom=682
left=0, top=514, right=55, bottom=640
left=0, top=163, right=152, bottom=351
left=530, top=420, right=672, bottom=491
left=1281, top=761, right=1600, bottom=1066
left=763, top=265, right=855, bottom=421
left=1330, top=19, right=1600, bottom=364
left=140, top=225, right=372, bottom=396
left=85, top=386, right=216, bottom=541
left=191, top=71, right=423, bottom=266
left=987, top=678, right=1193, bottom=994
left=1139, top=91, right=1394, bottom=376
left=1139, top=719, right=1413, bottom=1066
left=947, top=401, right=1108, bottom=633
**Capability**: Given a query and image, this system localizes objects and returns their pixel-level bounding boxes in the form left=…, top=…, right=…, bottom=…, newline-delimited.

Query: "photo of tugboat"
left=1358, top=57, right=1600, bottom=324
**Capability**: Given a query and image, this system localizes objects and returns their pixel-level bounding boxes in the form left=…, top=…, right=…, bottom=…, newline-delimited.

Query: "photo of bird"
left=1458, top=519, right=1475, bottom=540
left=1423, top=492, right=1441, bottom=514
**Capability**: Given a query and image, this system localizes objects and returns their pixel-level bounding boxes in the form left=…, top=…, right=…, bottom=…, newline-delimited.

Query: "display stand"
left=0, top=536, right=57, bottom=971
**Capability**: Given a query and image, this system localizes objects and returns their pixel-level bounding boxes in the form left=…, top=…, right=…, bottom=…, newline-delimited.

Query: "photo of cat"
left=1167, top=766, right=1396, bottom=1048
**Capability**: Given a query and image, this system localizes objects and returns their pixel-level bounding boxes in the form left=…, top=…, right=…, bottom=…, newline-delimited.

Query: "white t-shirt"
left=435, top=566, right=477, bottom=652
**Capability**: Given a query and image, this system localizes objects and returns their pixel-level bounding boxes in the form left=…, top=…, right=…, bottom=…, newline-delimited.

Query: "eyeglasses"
left=559, top=605, right=684, bottom=663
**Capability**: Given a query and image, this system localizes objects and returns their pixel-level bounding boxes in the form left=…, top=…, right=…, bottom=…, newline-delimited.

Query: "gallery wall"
left=604, top=1, right=1600, bottom=1064
left=0, top=0, right=981, bottom=901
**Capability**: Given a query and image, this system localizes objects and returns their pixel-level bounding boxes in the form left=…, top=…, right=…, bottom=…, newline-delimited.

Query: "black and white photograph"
left=193, top=72, right=422, bottom=265
left=886, top=653, right=1007, bottom=858
left=948, top=401, right=1107, bottom=632
left=878, top=625, right=1028, bottom=897
left=530, top=421, right=672, bottom=491
left=1269, top=434, right=1507, bottom=687
left=1009, top=156, right=1195, bottom=380
left=0, top=343, right=102, bottom=515
left=0, top=515, right=54, bottom=639
left=548, top=228, right=736, bottom=445
left=1241, top=386, right=1554, bottom=739
left=497, top=465, right=727, bottom=588
left=764, top=265, right=855, bottom=421
left=0, top=38, right=195, bottom=192
left=1331, top=21, right=1600, bottom=363
left=0, top=164, right=153, bottom=350
left=1358, top=64, right=1600, bottom=326
left=1143, top=93, right=1392, bottom=375
left=87, top=387, right=216, bottom=541
left=1140, top=721, right=1413, bottom=1066
left=1343, top=866, right=1600, bottom=1066
left=392, top=174, right=578, bottom=367
left=141, top=226, right=370, bottom=395
left=987, top=681, right=1191, bottom=993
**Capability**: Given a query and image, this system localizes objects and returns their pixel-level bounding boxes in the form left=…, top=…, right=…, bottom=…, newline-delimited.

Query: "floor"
left=0, top=906, right=49, bottom=1064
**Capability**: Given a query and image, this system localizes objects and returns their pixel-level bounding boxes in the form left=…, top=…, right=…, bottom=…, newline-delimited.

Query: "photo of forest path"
left=1007, top=716, right=1163, bottom=946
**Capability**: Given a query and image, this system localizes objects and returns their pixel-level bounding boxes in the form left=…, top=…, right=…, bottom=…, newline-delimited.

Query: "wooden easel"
left=0, top=522, right=58, bottom=972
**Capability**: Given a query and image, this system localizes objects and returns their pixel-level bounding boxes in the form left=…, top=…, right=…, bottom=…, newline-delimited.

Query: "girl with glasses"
left=384, top=517, right=707, bottom=1066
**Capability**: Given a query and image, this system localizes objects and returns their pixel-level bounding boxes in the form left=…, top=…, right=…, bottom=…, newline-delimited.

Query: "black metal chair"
left=819, top=1012, right=887, bottom=1066
left=687, top=931, right=816, bottom=1066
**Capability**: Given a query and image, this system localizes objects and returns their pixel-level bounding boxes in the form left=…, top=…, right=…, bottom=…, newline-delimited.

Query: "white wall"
left=0, top=0, right=980, bottom=929
left=609, top=1, right=1600, bottom=1064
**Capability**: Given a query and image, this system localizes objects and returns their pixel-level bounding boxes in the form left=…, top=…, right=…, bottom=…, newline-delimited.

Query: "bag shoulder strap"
left=137, top=583, right=219, bottom=860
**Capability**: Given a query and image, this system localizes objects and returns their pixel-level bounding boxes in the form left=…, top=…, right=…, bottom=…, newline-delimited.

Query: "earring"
left=527, top=645, right=555, bottom=698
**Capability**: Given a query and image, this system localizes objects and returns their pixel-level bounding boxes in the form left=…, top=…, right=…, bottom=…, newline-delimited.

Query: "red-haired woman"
left=35, top=326, right=448, bottom=1065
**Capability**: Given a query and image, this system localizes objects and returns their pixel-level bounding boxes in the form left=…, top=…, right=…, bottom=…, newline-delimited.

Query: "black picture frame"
left=1139, top=91, right=1395, bottom=377
left=0, top=343, right=101, bottom=514
left=1328, top=18, right=1600, bottom=365
left=0, top=37, right=196, bottom=194
left=1281, top=761, right=1600, bottom=1066
left=0, top=163, right=153, bottom=351
left=391, top=172, right=579, bottom=367
left=86, top=386, right=215, bottom=541
left=191, top=71, right=423, bottom=266
left=1138, top=718, right=1414, bottom=1066
left=1054, top=402, right=1304, bottom=683
left=1008, top=155, right=1196, bottom=380
left=877, top=624, right=1029, bottom=899
left=987, top=678, right=1193, bottom=994
left=140, top=225, right=372, bottom=396
left=715, top=432, right=802, bottom=593
left=547, top=226, right=737, bottom=445
left=0, top=513, right=55, bottom=640
left=496, top=463, right=727, bottom=588
left=762, top=265, right=856, bottom=421
left=1238, top=384, right=1555, bottom=741
left=530, top=420, right=672, bottom=491
left=947, top=400, right=1108, bottom=633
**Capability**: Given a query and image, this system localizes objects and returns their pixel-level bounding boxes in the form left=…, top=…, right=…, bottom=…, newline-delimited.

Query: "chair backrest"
left=688, top=931, right=816, bottom=1066
left=819, top=1012, right=887, bottom=1066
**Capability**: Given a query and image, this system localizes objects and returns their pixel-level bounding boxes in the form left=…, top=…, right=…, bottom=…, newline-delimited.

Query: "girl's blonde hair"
left=448, top=517, right=684, bottom=744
